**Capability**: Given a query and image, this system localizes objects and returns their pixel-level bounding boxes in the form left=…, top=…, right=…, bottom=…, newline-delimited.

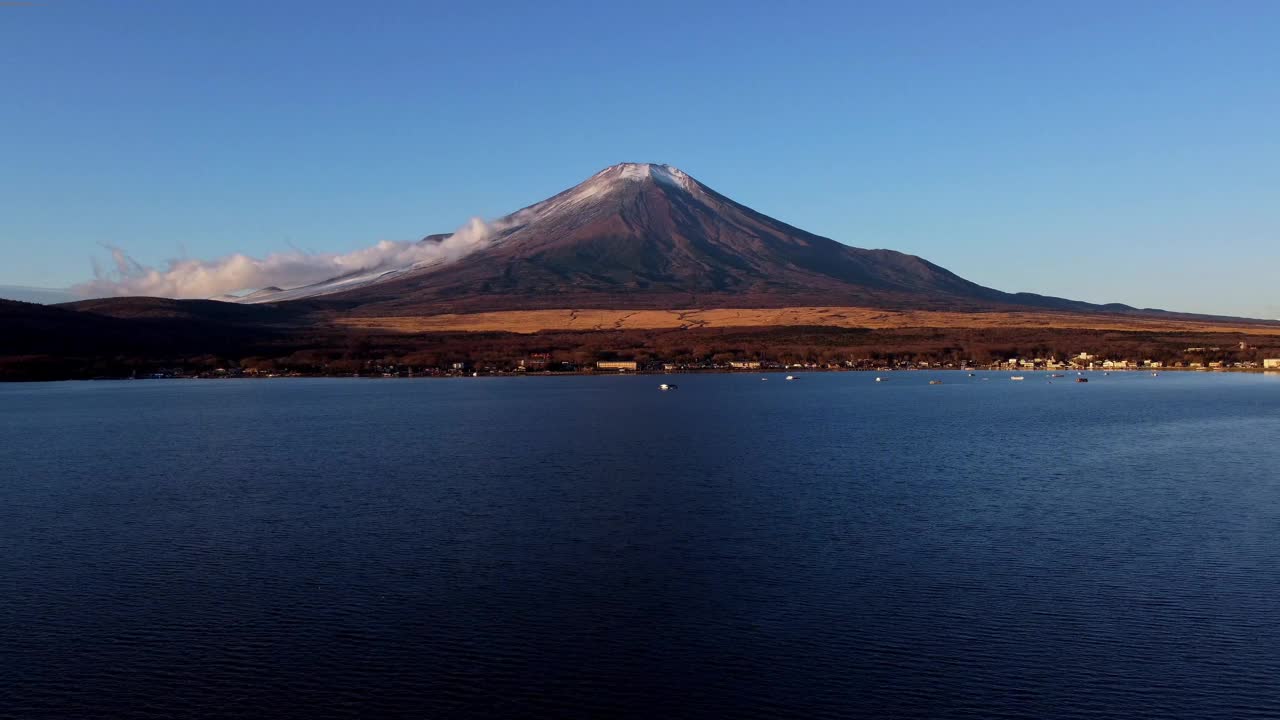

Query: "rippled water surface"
left=2, top=372, right=1279, bottom=719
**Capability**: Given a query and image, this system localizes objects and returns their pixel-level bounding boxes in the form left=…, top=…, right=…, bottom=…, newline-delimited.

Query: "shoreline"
left=8, top=367, right=1278, bottom=384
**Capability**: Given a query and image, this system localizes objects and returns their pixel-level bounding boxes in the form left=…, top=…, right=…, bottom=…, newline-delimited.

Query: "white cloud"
left=73, top=217, right=501, bottom=299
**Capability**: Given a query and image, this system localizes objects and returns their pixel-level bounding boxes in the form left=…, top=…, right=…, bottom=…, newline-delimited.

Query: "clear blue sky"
left=2, top=0, right=1277, bottom=316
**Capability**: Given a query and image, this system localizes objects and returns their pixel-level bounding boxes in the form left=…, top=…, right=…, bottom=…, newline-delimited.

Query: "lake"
left=2, top=372, right=1278, bottom=719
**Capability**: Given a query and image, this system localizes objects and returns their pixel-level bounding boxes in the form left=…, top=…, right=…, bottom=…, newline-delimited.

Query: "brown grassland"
left=336, top=307, right=1280, bottom=336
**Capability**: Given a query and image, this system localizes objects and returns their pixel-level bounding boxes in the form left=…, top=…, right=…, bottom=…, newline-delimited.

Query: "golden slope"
left=335, top=307, right=1280, bottom=335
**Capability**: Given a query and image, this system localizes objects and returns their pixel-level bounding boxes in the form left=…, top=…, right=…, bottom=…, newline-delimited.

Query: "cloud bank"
left=73, top=218, right=502, bottom=299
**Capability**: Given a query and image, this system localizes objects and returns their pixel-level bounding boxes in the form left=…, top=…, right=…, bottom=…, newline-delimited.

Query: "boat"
left=1076, top=377, right=1089, bottom=383
left=659, top=383, right=678, bottom=391
left=929, top=380, right=943, bottom=385
left=1010, top=376, right=1025, bottom=381
left=785, top=375, right=796, bottom=381
left=1050, top=374, right=1065, bottom=378
left=875, top=377, right=887, bottom=382
left=968, top=373, right=976, bottom=377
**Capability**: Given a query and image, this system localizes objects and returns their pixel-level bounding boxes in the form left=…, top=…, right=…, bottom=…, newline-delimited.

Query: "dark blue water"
left=2, top=372, right=1279, bottom=719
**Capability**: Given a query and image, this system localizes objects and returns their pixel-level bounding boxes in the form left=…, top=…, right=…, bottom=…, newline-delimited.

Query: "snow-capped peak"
left=519, top=163, right=705, bottom=221
left=592, top=163, right=698, bottom=192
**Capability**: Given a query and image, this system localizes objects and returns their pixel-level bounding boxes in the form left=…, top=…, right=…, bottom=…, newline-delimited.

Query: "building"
left=728, top=360, right=761, bottom=369
left=521, top=353, right=550, bottom=370
left=597, top=360, right=638, bottom=371
left=1264, top=359, right=1280, bottom=369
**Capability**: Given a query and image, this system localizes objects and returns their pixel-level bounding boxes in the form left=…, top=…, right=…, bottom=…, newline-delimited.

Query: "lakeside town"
left=138, top=346, right=1280, bottom=380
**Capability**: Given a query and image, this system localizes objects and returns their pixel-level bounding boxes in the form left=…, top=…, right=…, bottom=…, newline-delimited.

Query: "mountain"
left=6, top=164, right=1278, bottom=381
left=0, top=297, right=298, bottom=380
left=244, top=163, right=1102, bottom=315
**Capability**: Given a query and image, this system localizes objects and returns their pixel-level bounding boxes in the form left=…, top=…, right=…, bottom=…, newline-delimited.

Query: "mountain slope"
left=268, top=163, right=1052, bottom=314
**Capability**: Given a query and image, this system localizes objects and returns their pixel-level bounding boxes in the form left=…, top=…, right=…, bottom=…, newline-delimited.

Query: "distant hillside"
left=0, top=298, right=295, bottom=379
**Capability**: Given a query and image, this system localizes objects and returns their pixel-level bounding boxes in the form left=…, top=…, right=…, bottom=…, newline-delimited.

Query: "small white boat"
left=659, top=383, right=677, bottom=391
left=1010, top=376, right=1025, bottom=381
left=785, top=375, right=796, bottom=381
left=875, top=377, right=887, bottom=382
